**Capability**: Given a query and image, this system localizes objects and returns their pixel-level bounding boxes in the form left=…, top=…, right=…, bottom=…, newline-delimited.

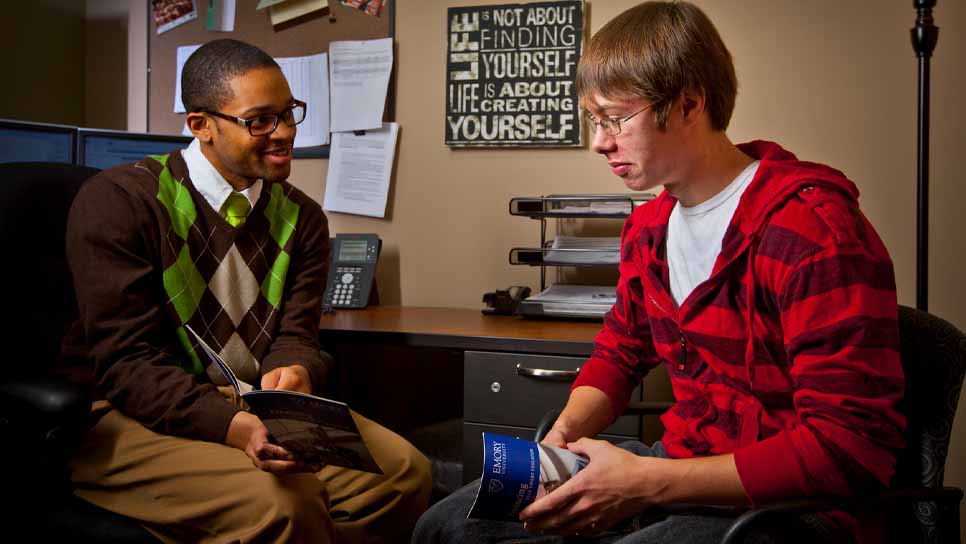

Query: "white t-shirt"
left=667, top=161, right=760, bottom=306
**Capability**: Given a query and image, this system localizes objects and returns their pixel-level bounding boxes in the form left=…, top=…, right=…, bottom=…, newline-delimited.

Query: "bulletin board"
left=147, top=0, right=394, bottom=155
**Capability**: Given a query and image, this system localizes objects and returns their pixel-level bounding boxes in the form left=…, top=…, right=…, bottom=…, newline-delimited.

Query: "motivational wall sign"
left=445, top=1, right=584, bottom=148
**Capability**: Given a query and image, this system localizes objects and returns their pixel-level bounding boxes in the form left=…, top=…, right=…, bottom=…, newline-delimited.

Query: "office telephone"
left=324, top=233, right=381, bottom=309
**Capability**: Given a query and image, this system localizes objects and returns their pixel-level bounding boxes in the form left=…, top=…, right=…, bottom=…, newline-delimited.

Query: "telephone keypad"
left=329, top=265, right=364, bottom=306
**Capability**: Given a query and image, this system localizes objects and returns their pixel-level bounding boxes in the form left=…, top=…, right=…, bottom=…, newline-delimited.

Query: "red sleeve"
left=572, top=213, right=663, bottom=419
left=734, top=197, right=906, bottom=504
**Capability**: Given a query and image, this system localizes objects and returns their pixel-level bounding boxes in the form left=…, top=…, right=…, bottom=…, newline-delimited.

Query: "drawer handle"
left=515, top=364, right=580, bottom=380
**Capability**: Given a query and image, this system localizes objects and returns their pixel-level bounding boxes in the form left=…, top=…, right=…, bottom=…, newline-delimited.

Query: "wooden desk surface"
left=319, top=306, right=602, bottom=357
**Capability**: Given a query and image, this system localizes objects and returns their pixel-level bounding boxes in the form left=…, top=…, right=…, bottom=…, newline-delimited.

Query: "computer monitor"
left=77, top=128, right=192, bottom=170
left=0, top=118, right=77, bottom=164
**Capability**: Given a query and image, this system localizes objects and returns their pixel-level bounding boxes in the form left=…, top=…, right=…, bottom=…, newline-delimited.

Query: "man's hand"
left=519, top=438, right=664, bottom=536
left=540, top=428, right=570, bottom=449
left=520, top=438, right=748, bottom=537
left=260, top=364, right=313, bottom=394
left=225, top=411, right=322, bottom=474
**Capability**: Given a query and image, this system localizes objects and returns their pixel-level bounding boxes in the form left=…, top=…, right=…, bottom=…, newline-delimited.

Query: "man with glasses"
left=414, top=2, right=903, bottom=543
left=61, top=39, right=430, bottom=542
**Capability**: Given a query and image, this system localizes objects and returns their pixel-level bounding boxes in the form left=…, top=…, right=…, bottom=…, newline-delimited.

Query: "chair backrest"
left=892, top=305, right=966, bottom=540
left=0, top=162, right=100, bottom=376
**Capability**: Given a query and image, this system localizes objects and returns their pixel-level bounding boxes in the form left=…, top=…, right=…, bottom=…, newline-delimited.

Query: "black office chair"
left=535, top=305, right=965, bottom=543
left=0, top=162, right=160, bottom=541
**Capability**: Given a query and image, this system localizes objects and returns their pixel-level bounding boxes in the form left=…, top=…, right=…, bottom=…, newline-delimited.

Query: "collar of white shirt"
left=181, top=139, right=262, bottom=214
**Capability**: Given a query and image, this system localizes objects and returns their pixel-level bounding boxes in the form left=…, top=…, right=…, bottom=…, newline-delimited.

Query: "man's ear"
left=186, top=112, right=212, bottom=142
left=679, top=88, right=706, bottom=125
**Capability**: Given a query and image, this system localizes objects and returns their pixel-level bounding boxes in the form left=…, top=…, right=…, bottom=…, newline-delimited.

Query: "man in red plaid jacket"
left=412, top=2, right=905, bottom=543
left=520, top=2, right=906, bottom=543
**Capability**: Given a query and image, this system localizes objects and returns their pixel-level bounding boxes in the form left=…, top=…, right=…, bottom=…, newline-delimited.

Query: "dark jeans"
left=412, top=441, right=850, bottom=544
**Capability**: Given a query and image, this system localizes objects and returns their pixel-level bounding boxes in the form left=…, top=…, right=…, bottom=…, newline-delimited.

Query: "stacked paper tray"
left=510, top=236, right=620, bottom=267
left=516, top=284, right=616, bottom=319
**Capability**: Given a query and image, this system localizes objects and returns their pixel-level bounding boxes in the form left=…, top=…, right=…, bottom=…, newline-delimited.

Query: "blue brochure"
left=468, top=432, right=588, bottom=521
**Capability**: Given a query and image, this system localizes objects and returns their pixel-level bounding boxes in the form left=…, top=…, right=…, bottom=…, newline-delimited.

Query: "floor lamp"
left=911, top=0, right=938, bottom=312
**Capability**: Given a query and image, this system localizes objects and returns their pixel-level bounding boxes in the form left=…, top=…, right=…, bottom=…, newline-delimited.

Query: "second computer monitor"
left=77, top=128, right=192, bottom=170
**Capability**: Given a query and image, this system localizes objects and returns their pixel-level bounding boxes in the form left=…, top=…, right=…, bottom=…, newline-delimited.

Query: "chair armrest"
left=719, top=487, right=965, bottom=544
left=0, top=375, right=91, bottom=451
left=624, top=401, right=674, bottom=416
left=534, top=408, right=562, bottom=442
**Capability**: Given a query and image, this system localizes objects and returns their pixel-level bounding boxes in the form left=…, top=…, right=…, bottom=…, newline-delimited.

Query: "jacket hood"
left=632, top=140, right=859, bottom=238
left=732, top=140, right=859, bottom=236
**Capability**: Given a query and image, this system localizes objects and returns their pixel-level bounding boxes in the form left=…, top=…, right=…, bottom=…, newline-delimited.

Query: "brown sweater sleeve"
left=260, top=194, right=331, bottom=393
left=67, top=171, right=241, bottom=443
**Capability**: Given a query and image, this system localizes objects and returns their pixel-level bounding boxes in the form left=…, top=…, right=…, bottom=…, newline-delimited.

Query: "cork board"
left=147, top=0, right=394, bottom=148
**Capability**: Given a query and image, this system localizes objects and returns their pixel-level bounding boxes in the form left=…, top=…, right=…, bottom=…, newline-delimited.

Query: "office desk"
left=319, top=306, right=600, bottom=356
left=318, top=307, right=622, bottom=482
left=318, top=307, right=601, bottom=429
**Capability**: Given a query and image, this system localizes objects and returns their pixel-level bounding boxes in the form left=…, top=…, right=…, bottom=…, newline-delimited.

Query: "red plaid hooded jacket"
left=573, top=140, right=906, bottom=538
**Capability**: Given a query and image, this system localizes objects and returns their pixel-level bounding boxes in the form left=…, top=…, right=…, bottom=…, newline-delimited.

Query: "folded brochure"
left=468, top=432, right=588, bottom=520
left=185, top=325, right=382, bottom=474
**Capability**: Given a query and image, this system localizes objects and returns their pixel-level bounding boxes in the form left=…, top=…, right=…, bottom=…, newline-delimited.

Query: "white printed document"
left=323, top=122, right=399, bottom=217
left=174, top=44, right=203, bottom=113
left=276, top=53, right=330, bottom=147
left=329, top=38, right=393, bottom=132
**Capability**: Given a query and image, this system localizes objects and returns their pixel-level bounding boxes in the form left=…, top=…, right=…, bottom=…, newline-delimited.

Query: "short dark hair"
left=577, top=1, right=737, bottom=131
left=181, top=39, right=279, bottom=112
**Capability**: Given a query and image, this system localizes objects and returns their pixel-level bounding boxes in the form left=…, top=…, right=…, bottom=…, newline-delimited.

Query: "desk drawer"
left=463, top=351, right=640, bottom=435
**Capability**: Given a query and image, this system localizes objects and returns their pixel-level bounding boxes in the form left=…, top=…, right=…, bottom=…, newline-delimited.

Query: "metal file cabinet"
left=462, top=350, right=643, bottom=483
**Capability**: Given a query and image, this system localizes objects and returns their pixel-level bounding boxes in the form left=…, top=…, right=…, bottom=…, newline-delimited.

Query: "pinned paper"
left=329, top=38, right=393, bottom=132
left=206, top=0, right=235, bottom=31
left=324, top=122, right=398, bottom=218
left=153, top=0, right=198, bottom=34
left=269, top=0, right=328, bottom=26
left=256, top=0, right=288, bottom=9
left=173, top=44, right=203, bottom=113
left=340, top=0, right=386, bottom=17
left=275, top=53, right=331, bottom=147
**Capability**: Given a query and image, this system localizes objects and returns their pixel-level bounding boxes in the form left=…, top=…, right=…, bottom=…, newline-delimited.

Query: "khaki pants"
left=70, top=399, right=431, bottom=543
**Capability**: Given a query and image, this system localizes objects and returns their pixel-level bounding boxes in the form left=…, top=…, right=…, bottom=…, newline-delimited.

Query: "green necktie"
left=223, top=192, right=251, bottom=228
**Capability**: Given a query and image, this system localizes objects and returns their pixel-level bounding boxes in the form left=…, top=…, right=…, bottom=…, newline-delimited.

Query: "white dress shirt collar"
left=182, top=139, right=262, bottom=214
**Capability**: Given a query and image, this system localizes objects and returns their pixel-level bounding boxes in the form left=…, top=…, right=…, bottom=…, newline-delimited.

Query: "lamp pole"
left=911, top=0, right=938, bottom=312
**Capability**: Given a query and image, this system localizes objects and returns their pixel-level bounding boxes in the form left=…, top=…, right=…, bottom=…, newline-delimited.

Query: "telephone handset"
left=324, top=233, right=381, bottom=309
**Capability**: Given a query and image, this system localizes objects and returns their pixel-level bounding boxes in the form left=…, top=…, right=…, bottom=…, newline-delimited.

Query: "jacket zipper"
left=679, top=333, right=687, bottom=371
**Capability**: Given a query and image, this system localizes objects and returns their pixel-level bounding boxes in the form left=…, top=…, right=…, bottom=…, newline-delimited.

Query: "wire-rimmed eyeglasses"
left=585, top=102, right=655, bottom=137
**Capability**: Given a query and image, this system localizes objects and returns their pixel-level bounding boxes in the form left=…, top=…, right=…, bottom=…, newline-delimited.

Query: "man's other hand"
left=225, top=411, right=322, bottom=474
left=260, top=364, right=313, bottom=394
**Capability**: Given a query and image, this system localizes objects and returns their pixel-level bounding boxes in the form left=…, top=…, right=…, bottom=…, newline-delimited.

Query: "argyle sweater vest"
left=149, top=153, right=300, bottom=385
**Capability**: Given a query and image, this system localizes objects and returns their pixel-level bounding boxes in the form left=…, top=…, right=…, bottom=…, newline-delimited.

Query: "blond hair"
left=577, top=1, right=737, bottom=131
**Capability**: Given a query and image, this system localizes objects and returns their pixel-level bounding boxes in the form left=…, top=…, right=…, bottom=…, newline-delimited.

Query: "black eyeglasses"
left=202, top=100, right=307, bottom=136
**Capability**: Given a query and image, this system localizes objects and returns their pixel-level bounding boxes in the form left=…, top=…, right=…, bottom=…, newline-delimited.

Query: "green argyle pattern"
left=149, top=154, right=301, bottom=383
